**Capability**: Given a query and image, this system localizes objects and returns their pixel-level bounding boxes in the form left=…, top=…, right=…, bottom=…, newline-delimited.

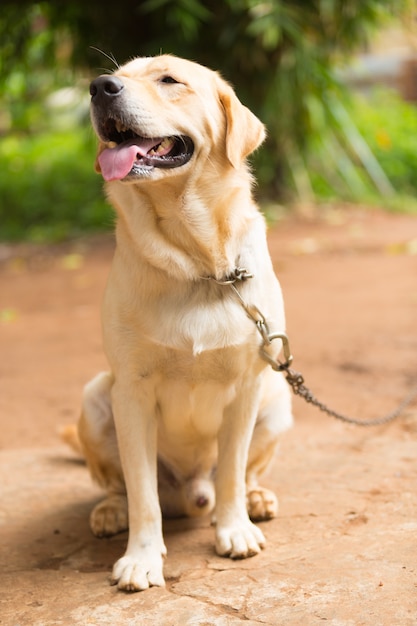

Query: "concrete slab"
left=1, top=418, right=416, bottom=625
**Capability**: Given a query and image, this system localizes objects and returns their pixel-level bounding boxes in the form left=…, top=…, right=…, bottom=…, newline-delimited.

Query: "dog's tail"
left=60, top=423, right=83, bottom=456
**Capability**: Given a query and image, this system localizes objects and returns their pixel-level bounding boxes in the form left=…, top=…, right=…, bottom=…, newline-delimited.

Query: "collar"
left=201, top=266, right=253, bottom=285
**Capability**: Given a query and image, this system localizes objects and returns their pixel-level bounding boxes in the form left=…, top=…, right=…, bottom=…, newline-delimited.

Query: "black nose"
left=89, top=75, right=124, bottom=101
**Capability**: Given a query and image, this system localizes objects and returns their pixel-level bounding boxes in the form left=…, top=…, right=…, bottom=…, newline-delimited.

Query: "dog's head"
left=90, top=55, right=265, bottom=183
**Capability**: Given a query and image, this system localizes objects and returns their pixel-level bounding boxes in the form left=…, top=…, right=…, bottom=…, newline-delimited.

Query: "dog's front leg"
left=215, top=381, right=266, bottom=558
left=110, top=380, right=166, bottom=592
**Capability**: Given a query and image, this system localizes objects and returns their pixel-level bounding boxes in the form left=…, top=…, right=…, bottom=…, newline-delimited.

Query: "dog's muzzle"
left=90, top=75, right=194, bottom=181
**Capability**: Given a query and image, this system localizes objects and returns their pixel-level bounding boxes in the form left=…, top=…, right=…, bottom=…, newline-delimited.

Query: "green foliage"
left=306, top=89, right=417, bottom=210
left=0, top=4, right=74, bottom=132
left=0, top=129, right=113, bottom=242
left=353, top=90, right=417, bottom=197
left=0, top=3, right=113, bottom=242
left=0, top=0, right=414, bottom=241
left=1, top=1, right=407, bottom=161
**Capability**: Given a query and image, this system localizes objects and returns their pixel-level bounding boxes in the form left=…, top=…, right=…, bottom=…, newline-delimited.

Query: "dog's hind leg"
left=78, top=371, right=128, bottom=537
left=246, top=370, right=292, bottom=521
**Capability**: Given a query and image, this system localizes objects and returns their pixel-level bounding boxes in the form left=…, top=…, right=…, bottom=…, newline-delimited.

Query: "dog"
left=77, top=54, right=292, bottom=592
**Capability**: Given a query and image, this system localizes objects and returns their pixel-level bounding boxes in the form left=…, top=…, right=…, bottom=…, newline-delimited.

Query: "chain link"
left=282, top=364, right=417, bottom=427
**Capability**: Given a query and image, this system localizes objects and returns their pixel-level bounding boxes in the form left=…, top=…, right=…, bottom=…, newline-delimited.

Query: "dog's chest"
left=157, top=378, right=236, bottom=440
left=143, top=289, right=256, bottom=355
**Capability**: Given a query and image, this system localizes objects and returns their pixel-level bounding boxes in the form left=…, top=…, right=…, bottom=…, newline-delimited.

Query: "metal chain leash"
left=277, top=363, right=417, bottom=427
left=206, top=267, right=417, bottom=427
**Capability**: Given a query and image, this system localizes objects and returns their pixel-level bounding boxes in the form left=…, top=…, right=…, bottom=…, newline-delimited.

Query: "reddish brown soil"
left=1, top=207, right=416, bottom=625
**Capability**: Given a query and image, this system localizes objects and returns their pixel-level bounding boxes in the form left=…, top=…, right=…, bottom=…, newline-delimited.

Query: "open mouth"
left=97, top=118, right=194, bottom=181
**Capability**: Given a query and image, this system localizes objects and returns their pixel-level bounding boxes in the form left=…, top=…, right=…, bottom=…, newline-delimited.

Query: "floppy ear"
left=217, top=78, right=266, bottom=169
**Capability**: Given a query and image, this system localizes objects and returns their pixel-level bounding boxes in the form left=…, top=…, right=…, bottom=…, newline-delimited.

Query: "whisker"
left=90, top=46, right=120, bottom=69
left=96, top=67, right=114, bottom=75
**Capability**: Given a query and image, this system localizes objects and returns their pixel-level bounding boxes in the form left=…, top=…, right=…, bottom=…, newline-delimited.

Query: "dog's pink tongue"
left=98, top=137, right=163, bottom=181
left=98, top=144, right=138, bottom=181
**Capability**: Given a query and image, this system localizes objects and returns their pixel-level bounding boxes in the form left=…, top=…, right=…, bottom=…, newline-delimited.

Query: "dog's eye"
left=160, top=76, right=179, bottom=84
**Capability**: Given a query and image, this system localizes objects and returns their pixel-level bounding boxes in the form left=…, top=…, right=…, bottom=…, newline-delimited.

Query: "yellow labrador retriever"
left=79, top=54, right=292, bottom=592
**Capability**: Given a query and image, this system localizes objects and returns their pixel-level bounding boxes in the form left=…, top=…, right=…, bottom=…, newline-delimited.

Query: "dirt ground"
left=0, top=207, right=416, bottom=625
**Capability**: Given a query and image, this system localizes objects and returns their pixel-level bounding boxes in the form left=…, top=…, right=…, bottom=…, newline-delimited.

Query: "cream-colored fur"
left=79, top=54, right=292, bottom=592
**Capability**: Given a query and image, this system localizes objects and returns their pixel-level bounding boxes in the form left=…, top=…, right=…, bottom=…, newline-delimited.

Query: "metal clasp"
left=259, top=332, right=293, bottom=371
left=203, top=267, right=253, bottom=285
left=202, top=267, right=293, bottom=372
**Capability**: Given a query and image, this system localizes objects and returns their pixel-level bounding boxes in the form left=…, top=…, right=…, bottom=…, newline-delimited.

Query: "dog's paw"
left=215, top=519, right=265, bottom=559
left=111, top=551, right=166, bottom=592
left=247, top=487, right=278, bottom=521
left=90, top=495, right=128, bottom=537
